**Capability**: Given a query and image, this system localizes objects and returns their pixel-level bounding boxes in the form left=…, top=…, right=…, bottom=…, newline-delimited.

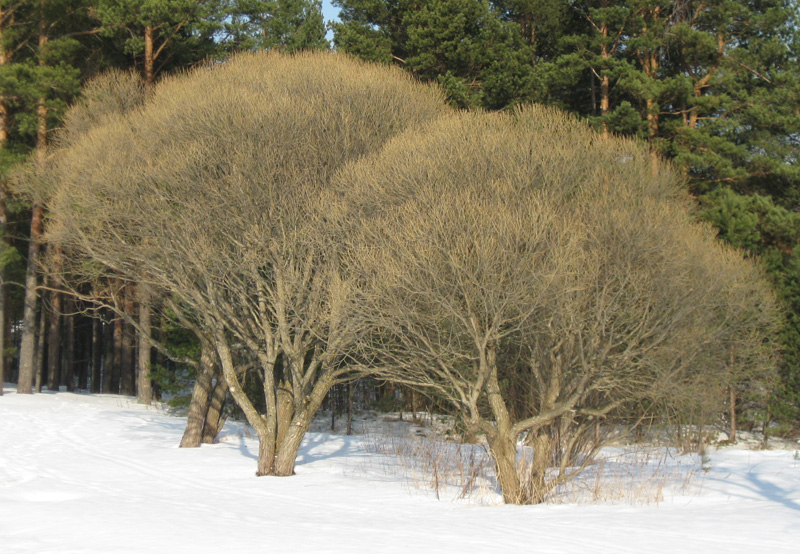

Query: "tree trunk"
left=102, top=314, right=115, bottom=393
left=599, top=24, right=611, bottom=137
left=202, top=373, right=227, bottom=444
left=488, top=432, right=525, bottom=504
left=275, top=382, right=295, bottom=455
left=599, top=74, right=610, bottom=135
left=16, top=204, right=44, bottom=394
left=47, top=289, right=62, bottom=390
left=63, top=300, right=75, bottom=391
left=0, top=182, right=5, bottom=396
left=18, top=10, right=49, bottom=394
left=144, top=25, right=155, bottom=89
left=0, top=6, right=7, bottom=396
left=346, top=382, right=355, bottom=435
left=36, top=98, right=47, bottom=163
left=137, top=286, right=152, bottom=404
left=111, top=312, right=123, bottom=393
left=729, top=385, right=737, bottom=443
left=273, top=415, right=309, bottom=476
left=273, top=376, right=335, bottom=476
left=91, top=316, right=101, bottom=393
left=528, top=432, right=555, bottom=504
left=646, top=95, right=660, bottom=174
left=120, top=289, right=136, bottom=396
left=179, top=339, right=217, bottom=448
left=484, top=350, right=528, bottom=504
left=77, top=319, right=89, bottom=390
left=34, top=302, right=46, bottom=392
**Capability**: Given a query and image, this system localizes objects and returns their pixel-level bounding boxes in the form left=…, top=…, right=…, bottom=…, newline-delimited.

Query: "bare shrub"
left=334, top=106, right=780, bottom=504
left=543, top=447, right=700, bottom=505
left=39, top=51, right=448, bottom=476
left=362, top=432, right=496, bottom=502
left=363, top=432, right=699, bottom=505
left=55, top=69, right=148, bottom=147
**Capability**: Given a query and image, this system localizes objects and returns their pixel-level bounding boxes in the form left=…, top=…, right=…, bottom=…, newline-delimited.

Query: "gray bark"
left=202, top=373, right=227, bottom=444
left=179, top=339, right=217, bottom=448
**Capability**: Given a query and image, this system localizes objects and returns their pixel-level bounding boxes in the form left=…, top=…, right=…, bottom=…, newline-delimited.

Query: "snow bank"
left=1, top=386, right=798, bottom=553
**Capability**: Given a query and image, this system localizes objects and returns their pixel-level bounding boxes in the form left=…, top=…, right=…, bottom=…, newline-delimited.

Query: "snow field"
left=1, top=387, right=799, bottom=553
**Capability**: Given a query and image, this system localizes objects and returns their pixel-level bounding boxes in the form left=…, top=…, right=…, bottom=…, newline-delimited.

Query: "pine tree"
left=222, top=0, right=328, bottom=52
left=333, top=0, right=533, bottom=108
left=95, top=0, right=222, bottom=87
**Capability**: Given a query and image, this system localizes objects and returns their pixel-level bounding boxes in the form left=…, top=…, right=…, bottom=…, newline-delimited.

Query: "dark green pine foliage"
left=1, top=0, right=84, bottom=156
left=94, top=0, right=224, bottom=85
left=700, top=188, right=800, bottom=423
left=222, top=0, right=328, bottom=52
left=333, top=0, right=534, bottom=109
left=657, top=0, right=799, bottom=197
left=332, top=0, right=800, bottom=427
left=531, top=0, right=645, bottom=133
left=679, top=2, right=800, bottom=424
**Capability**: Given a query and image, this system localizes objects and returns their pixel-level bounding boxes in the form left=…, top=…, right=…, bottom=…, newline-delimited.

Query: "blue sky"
left=322, top=1, right=340, bottom=24
left=322, top=1, right=340, bottom=41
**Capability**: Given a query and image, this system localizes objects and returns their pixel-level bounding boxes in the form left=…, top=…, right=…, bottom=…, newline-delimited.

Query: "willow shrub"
left=42, top=51, right=448, bottom=476
left=333, top=106, right=780, bottom=504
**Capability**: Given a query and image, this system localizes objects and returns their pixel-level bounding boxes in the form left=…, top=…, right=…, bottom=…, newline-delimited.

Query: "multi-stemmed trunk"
left=214, top=329, right=336, bottom=477
left=179, top=339, right=217, bottom=448
left=483, top=354, right=528, bottom=504
left=202, top=374, right=227, bottom=444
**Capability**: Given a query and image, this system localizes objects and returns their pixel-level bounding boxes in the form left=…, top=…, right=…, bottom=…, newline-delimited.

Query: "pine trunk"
left=137, top=287, right=152, bottom=404
left=599, top=24, right=610, bottom=137
left=120, top=289, right=136, bottom=396
left=47, top=289, right=62, bottom=390
left=646, top=94, right=659, bottom=173
left=0, top=181, right=5, bottom=396
left=729, top=386, right=737, bottom=443
left=111, top=313, right=123, bottom=394
left=16, top=204, right=44, bottom=394
left=91, top=316, right=101, bottom=393
left=34, top=302, right=46, bottom=392
left=63, top=301, right=75, bottom=391
left=144, top=26, right=155, bottom=89
left=0, top=6, right=8, bottom=396
left=77, top=318, right=89, bottom=390
left=101, top=316, right=115, bottom=393
left=346, top=383, right=355, bottom=435
left=18, top=10, right=50, bottom=394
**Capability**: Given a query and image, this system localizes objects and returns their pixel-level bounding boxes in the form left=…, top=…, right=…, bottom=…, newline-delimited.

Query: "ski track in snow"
left=1, top=388, right=799, bottom=554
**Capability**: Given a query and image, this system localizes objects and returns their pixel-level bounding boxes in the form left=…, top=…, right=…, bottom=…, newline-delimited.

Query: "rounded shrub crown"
left=45, top=51, right=449, bottom=280
left=333, top=104, right=778, bottom=421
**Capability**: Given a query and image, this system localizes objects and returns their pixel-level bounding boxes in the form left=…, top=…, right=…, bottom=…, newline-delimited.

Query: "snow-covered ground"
left=1, top=386, right=799, bottom=553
